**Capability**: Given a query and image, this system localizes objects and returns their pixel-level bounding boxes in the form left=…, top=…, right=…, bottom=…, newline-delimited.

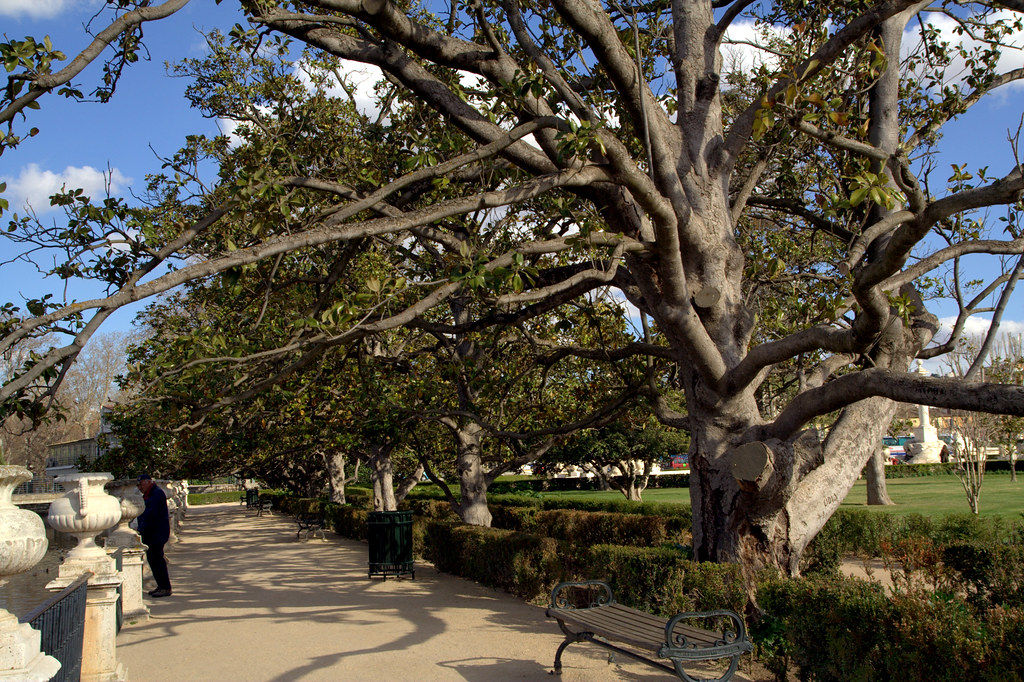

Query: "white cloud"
left=721, top=21, right=791, bottom=76
left=937, top=315, right=1024, bottom=341
left=919, top=316, right=1023, bottom=375
left=215, top=117, right=245, bottom=148
left=296, top=59, right=386, bottom=120
left=904, top=10, right=1024, bottom=94
left=721, top=14, right=1023, bottom=95
left=0, top=0, right=69, bottom=18
left=1, top=163, right=131, bottom=214
left=928, top=315, right=1023, bottom=362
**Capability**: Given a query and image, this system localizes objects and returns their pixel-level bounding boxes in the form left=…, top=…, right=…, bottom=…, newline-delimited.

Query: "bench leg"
left=553, top=621, right=593, bottom=675
left=668, top=654, right=741, bottom=682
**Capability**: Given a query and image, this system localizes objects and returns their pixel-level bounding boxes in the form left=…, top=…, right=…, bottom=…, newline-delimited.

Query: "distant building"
left=45, top=404, right=120, bottom=477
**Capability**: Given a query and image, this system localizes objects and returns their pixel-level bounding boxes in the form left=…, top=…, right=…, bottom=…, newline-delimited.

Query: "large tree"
left=3, top=1, right=1024, bottom=583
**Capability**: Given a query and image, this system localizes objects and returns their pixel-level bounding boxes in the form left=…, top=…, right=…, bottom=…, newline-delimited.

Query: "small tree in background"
left=948, top=409, right=994, bottom=514
left=544, top=420, right=689, bottom=502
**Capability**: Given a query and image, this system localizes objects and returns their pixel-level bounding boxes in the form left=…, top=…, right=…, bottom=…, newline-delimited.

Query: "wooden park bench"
left=257, top=498, right=273, bottom=516
left=295, top=514, right=325, bottom=540
left=546, top=580, right=752, bottom=682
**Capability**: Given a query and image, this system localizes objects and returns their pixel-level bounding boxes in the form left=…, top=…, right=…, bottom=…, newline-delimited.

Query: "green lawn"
left=840, top=473, right=1024, bottom=518
left=535, top=473, right=1024, bottom=519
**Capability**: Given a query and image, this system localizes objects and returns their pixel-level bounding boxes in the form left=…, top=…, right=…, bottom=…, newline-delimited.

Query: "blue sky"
left=1, top=1, right=1022, bottom=370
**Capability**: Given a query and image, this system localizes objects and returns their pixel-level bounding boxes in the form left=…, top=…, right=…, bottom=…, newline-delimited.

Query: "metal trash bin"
left=367, top=510, right=415, bottom=579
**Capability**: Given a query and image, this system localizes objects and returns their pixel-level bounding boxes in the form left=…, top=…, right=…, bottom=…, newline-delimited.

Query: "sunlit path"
left=117, top=503, right=755, bottom=681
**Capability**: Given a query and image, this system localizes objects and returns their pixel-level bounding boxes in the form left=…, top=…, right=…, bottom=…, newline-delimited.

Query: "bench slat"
left=547, top=603, right=722, bottom=652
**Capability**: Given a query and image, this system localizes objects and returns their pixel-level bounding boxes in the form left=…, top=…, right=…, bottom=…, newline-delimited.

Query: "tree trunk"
left=624, top=482, right=643, bottom=502
left=691, top=394, right=896, bottom=583
left=366, top=445, right=398, bottom=511
left=864, top=447, right=895, bottom=505
left=453, top=423, right=492, bottom=526
left=395, top=462, right=424, bottom=503
left=326, top=449, right=351, bottom=504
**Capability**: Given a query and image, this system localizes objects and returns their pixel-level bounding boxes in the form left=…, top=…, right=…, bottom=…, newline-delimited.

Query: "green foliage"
left=423, top=522, right=566, bottom=601
left=757, top=573, right=1024, bottom=681
left=187, top=491, right=246, bottom=505
left=584, top=544, right=747, bottom=618
left=529, top=509, right=688, bottom=549
left=806, top=508, right=1022, bottom=562
left=326, top=505, right=370, bottom=541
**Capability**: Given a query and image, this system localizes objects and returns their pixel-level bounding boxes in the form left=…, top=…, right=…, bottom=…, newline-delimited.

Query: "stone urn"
left=47, top=473, right=121, bottom=560
left=0, top=465, right=61, bottom=681
left=104, top=479, right=145, bottom=548
left=0, top=465, right=48, bottom=580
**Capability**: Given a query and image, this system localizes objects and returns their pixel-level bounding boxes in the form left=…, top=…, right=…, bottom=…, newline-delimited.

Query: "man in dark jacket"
left=136, top=474, right=172, bottom=598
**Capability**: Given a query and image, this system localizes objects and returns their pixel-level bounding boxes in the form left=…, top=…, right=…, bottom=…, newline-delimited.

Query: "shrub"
left=188, top=491, right=246, bottom=505
left=490, top=504, right=540, bottom=532
left=757, top=574, right=1024, bottom=681
left=327, top=505, right=369, bottom=540
left=531, top=509, right=687, bottom=549
left=582, top=544, right=746, bottom=617
left=422, top=522, right=568, bottom=601
left=757, top=575, right=893, bottom=682
left=402, top=497, right=458, bottom=520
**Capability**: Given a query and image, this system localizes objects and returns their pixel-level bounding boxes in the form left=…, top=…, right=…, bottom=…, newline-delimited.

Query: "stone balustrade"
left=4, top=473, right=193, bottom=682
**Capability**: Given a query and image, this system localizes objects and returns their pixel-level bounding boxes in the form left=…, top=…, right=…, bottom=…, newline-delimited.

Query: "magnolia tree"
left=3, top=0, right=1024, bottom=583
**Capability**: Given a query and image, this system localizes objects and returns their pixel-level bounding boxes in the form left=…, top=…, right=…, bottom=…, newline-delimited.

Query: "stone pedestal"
left=905, top=440, right=946, bottom=464
left=114, top=549, right=148, bottom=622
left=906, top=360, right=944, bottom=464
left=104, top=480, right=149, bottom=623
left=0, top=611, right=61, bottom=682
left=157, top=482, right=180, bottom=544
left=46, top=560, right=125, bottom=682
left=47, top=473, right=126, bottom=682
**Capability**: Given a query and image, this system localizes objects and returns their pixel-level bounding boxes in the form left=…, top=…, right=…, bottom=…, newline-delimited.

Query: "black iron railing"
left=112, top=548, right=123, bottom=634
left=21, top=572, right=91, bottom=682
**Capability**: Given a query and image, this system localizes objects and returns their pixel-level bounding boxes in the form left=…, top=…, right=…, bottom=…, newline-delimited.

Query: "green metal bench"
left=546, top=580, right=752, bottom=682
left=295, top=514, right=325, bottom=540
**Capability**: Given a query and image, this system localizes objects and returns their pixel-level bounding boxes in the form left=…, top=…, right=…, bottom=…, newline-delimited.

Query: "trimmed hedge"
left=886, top=460, right=1020, bottom=478
left=484, top=474, right=692, bottom=493
left=423, top=522, right=565, bottom=601
left=804, top=508, right=1024, bottom=573
left=757, top=574, right=1024, bottom=681
left=583, top=544, right=746, bottom=617
left=188, top=491, right=246, bottom=505
left=420, top=521, right=745, bottom=610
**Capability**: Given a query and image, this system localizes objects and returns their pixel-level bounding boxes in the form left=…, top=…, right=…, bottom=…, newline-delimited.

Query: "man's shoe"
left=150, top=589, right=172, bottom=598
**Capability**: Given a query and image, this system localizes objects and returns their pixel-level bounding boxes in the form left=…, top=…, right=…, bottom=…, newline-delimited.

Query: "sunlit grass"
left=840, top=473, right=1024, bottom=518
left=533, top=473, right=1024, bottom=519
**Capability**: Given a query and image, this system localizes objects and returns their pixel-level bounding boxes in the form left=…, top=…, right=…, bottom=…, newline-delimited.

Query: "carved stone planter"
left=0, top=465, right=61, bottom=681
left=102, top=479, right=148, bottom=622
left=46, top=473, right=126, bottom=681
left=103, top=479, right=144, bottom=550
left=48, top=473, right=122, bottom=561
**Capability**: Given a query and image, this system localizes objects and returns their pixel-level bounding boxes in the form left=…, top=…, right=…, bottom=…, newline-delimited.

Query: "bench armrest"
left=549, top=580, right=615, bottom=609
left=658, top=610, right=752, bottom=657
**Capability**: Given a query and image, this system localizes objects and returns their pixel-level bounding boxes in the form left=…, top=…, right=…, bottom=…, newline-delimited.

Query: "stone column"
left=103, top=480, right=149, bottom=623
left=0, top=466, right=61, bottom=682
left=157, top=482, right=179, bottom=544
left=906, top=360, right=945, bottom=463
left=46, top=473, right=126, bottom=682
